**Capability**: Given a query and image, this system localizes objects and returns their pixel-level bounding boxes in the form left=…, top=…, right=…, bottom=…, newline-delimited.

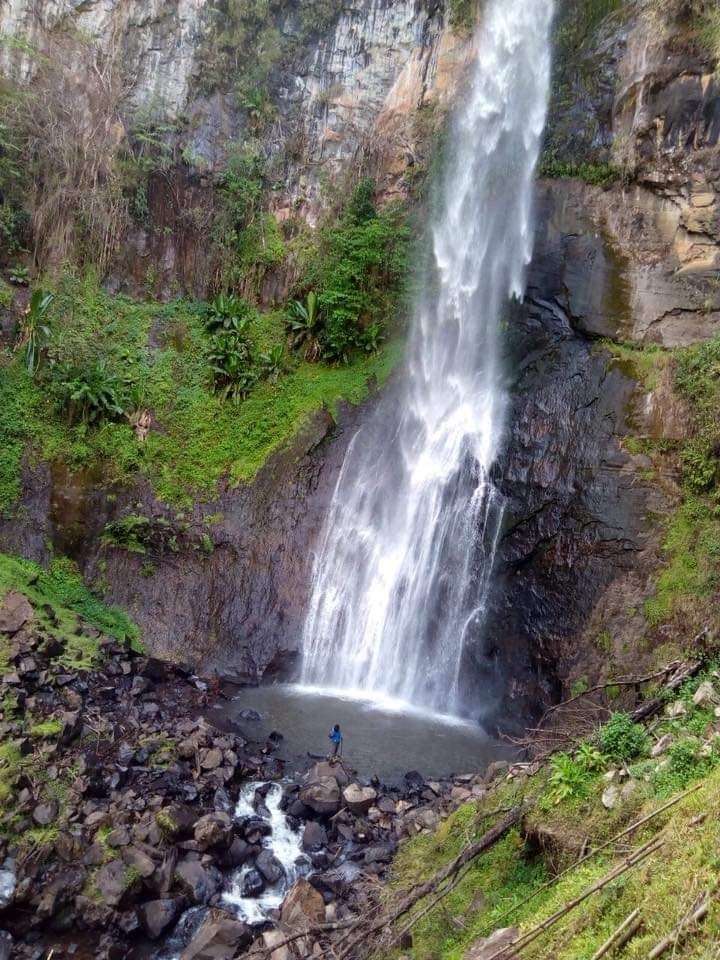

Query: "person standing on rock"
left=328, top=723, right=343, bottom=760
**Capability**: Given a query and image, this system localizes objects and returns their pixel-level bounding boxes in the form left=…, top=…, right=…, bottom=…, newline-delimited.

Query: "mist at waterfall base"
left=212, top=684, right=512, bottom=782
left=300, top=0, right=555, bottom=722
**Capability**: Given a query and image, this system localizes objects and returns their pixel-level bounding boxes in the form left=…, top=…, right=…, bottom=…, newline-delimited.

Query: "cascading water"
left=301, top=0, right=555, bottom=716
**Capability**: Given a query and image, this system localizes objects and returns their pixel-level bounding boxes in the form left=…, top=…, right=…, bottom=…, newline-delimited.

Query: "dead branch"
left=487, top=835, right=665, bottom=959
left=647, top=892, right=711, bottom=960
left=539, top=665, right=679, bottom=725
left=590, top=908, right=642, bottom=960
left=630, top=659, right=703, bottom=724
left=493, top=782, right=702, bottom=927
left=337, top=805, right=527, bottom=960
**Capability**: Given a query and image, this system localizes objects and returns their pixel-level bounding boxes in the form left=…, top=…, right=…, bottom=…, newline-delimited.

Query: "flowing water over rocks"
left=301, top=0, right=555, bottom=717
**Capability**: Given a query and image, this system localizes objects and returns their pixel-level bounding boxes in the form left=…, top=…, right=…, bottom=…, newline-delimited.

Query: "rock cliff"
left=1, top=0, right=719, bottom=726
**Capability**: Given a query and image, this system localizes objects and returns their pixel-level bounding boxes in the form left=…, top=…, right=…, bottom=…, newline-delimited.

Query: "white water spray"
left=223, top=783, right=309, bottom=924
left=301, top=0, right=555, bottom=715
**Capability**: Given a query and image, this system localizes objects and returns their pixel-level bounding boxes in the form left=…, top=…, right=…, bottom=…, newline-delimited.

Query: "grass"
left=0, top=276, right=404, bottom=510
left=29, top=718, right=62, bottom=738
left=382, top=682, right=720, bottom=960
left=0, top=551, right=140, bottom=665
left=644, top=498, right=720, bottom=627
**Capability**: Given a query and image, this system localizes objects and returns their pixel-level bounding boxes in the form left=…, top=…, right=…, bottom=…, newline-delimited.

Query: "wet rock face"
left=0, top=404, right=369, bottom=681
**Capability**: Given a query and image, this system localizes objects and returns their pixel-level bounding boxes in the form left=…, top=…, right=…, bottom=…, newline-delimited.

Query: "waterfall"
left=300, top=0, right=555, bottom=716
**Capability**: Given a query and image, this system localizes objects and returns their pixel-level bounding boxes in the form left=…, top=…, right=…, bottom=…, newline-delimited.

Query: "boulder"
left=223, top=838, right=254, bottom=868
left=121, top=846, right=156, bottom=879
left=176, top=858, right=221, bottom=904
left=140, top=899, right=181, bottom=940
left=255, top=849, right=285, bottom=885
left=262, top=929, right=290, bottom=960
left=300, top=777, right=341, bottom=817
left=601, top=784, right=620, bottom=810
left=363, top=842, right=396, bottom=865
left=95, top=860, right=139, bottom=909
left=466, top=927, right=519, bottom=959
left=693, top=681, right=719, bottom=708
left=193, top=812, right=233, bottom=850
left=650, top=734, right=673, bottom=757
left=304, top=761, right=350, bottom=788
left=241, top=868, right=265, bottom=898
left=280, top=878, right=325, bottom=929
left=180, top=909, right=252, bottom=960
left=0, top=932, right=11, bottom=960
left=32, top=801, right=59, bottom=826
left=343, top=783, right=377, bottom=815
left=302, top=821, right=327, bottom=852
left=0, top=592, right=33, bottom=635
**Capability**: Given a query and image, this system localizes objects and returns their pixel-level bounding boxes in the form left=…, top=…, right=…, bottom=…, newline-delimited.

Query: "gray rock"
left=255, top=849, right=285, bottom=885
left=175, top=857, right=220, bottom=905
left=194, top=812, right=233, bottom=850
left=300, top=777, right=341, bottom=817
left=180, top=908, right=252, bottom=959
left=95, top=860, right=139, bottom=909
left=140, top=899, right=181, bottom=939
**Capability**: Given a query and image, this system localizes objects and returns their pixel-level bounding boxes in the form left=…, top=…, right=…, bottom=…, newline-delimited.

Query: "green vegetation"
left=0, top=552, right=140, bottom=661
left=299, top=179, right=410, bottom=363
left=0, top=263, right=405, bottom=510
left=383, top=671, right=720, bottom=960
left=538, top=158, right=620, bottom=187
left=29, top=718, right=63, bottom=738
left=446, top=0, right=478, bottom=32
left=697, top=7, right=720, bottom=64
left=601, top=332, right=720, bottom=632
left=598, top=712, right=649, bottom=763
left=644, top=497, right=720, bottom=626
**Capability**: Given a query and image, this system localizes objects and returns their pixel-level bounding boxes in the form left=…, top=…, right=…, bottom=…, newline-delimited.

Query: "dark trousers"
left=331, top=740, right=342, bottom=757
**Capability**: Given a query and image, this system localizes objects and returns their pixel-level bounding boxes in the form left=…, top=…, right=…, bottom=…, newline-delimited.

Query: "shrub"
left=599, top=713, right=650, bottom=763
left=546, top=753, right=591, bottom=804
left=300, top=179, right=409, bottom=364
left=17, top=289, right=54, bottom=375
left=258, top=344, right=284, bottom=383
left=206, top=292, right=255, bottom=333
left=51, top=358, right=126, bottom=426
left=207, top=330, right=256, bottom=403
left=287, top=291, right=322, bottom=361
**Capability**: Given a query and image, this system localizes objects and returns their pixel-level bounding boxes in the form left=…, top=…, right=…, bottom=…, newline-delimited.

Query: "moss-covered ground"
left=0, top=551, right=140, bottom=842
left=0, top=274, right=403, bottom=511
left=0, top=551, right=139, bottom=667
left=381, top=666, right=720, bottom=960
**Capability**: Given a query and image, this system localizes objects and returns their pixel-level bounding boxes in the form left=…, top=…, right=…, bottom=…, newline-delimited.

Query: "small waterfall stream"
left=301, top=0, right=555, bottom=716
left=223, top=782, right=310, bottom=923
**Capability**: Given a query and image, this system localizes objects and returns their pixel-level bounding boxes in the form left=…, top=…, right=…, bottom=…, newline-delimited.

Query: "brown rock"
left=0, top=592, right=33, bottom=635
left=299, top=777, right=341, bottom=816
left=140, top=899, right=181, bottom=940
left=343, top=783, right=377, bottom=815
left=466, top=927, right=519, bottom=960
left=280, top=878, right=325, bottom=930
left=179, top=908, right=251, bottom=959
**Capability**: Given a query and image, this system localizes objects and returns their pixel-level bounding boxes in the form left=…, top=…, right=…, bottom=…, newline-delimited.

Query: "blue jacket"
left=329, top=728, right=343, bottom=743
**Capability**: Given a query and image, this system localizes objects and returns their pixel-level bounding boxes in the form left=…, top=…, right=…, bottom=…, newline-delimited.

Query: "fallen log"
left=486, top=835, right=665, bottom=959
left=337, top=804, right=527, bottom=960
left=647, top=892, right=710, bottom=959
left=590, top=908, right=642, bottom=960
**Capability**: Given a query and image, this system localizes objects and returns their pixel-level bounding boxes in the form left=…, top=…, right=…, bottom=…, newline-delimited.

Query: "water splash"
left=223, top=782, right=310, bottom=924
left=301, top=0, right=555, bottom=716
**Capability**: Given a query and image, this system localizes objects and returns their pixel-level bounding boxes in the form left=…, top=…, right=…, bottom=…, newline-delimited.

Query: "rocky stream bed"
left=0, top=590, right=516, bottom=960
